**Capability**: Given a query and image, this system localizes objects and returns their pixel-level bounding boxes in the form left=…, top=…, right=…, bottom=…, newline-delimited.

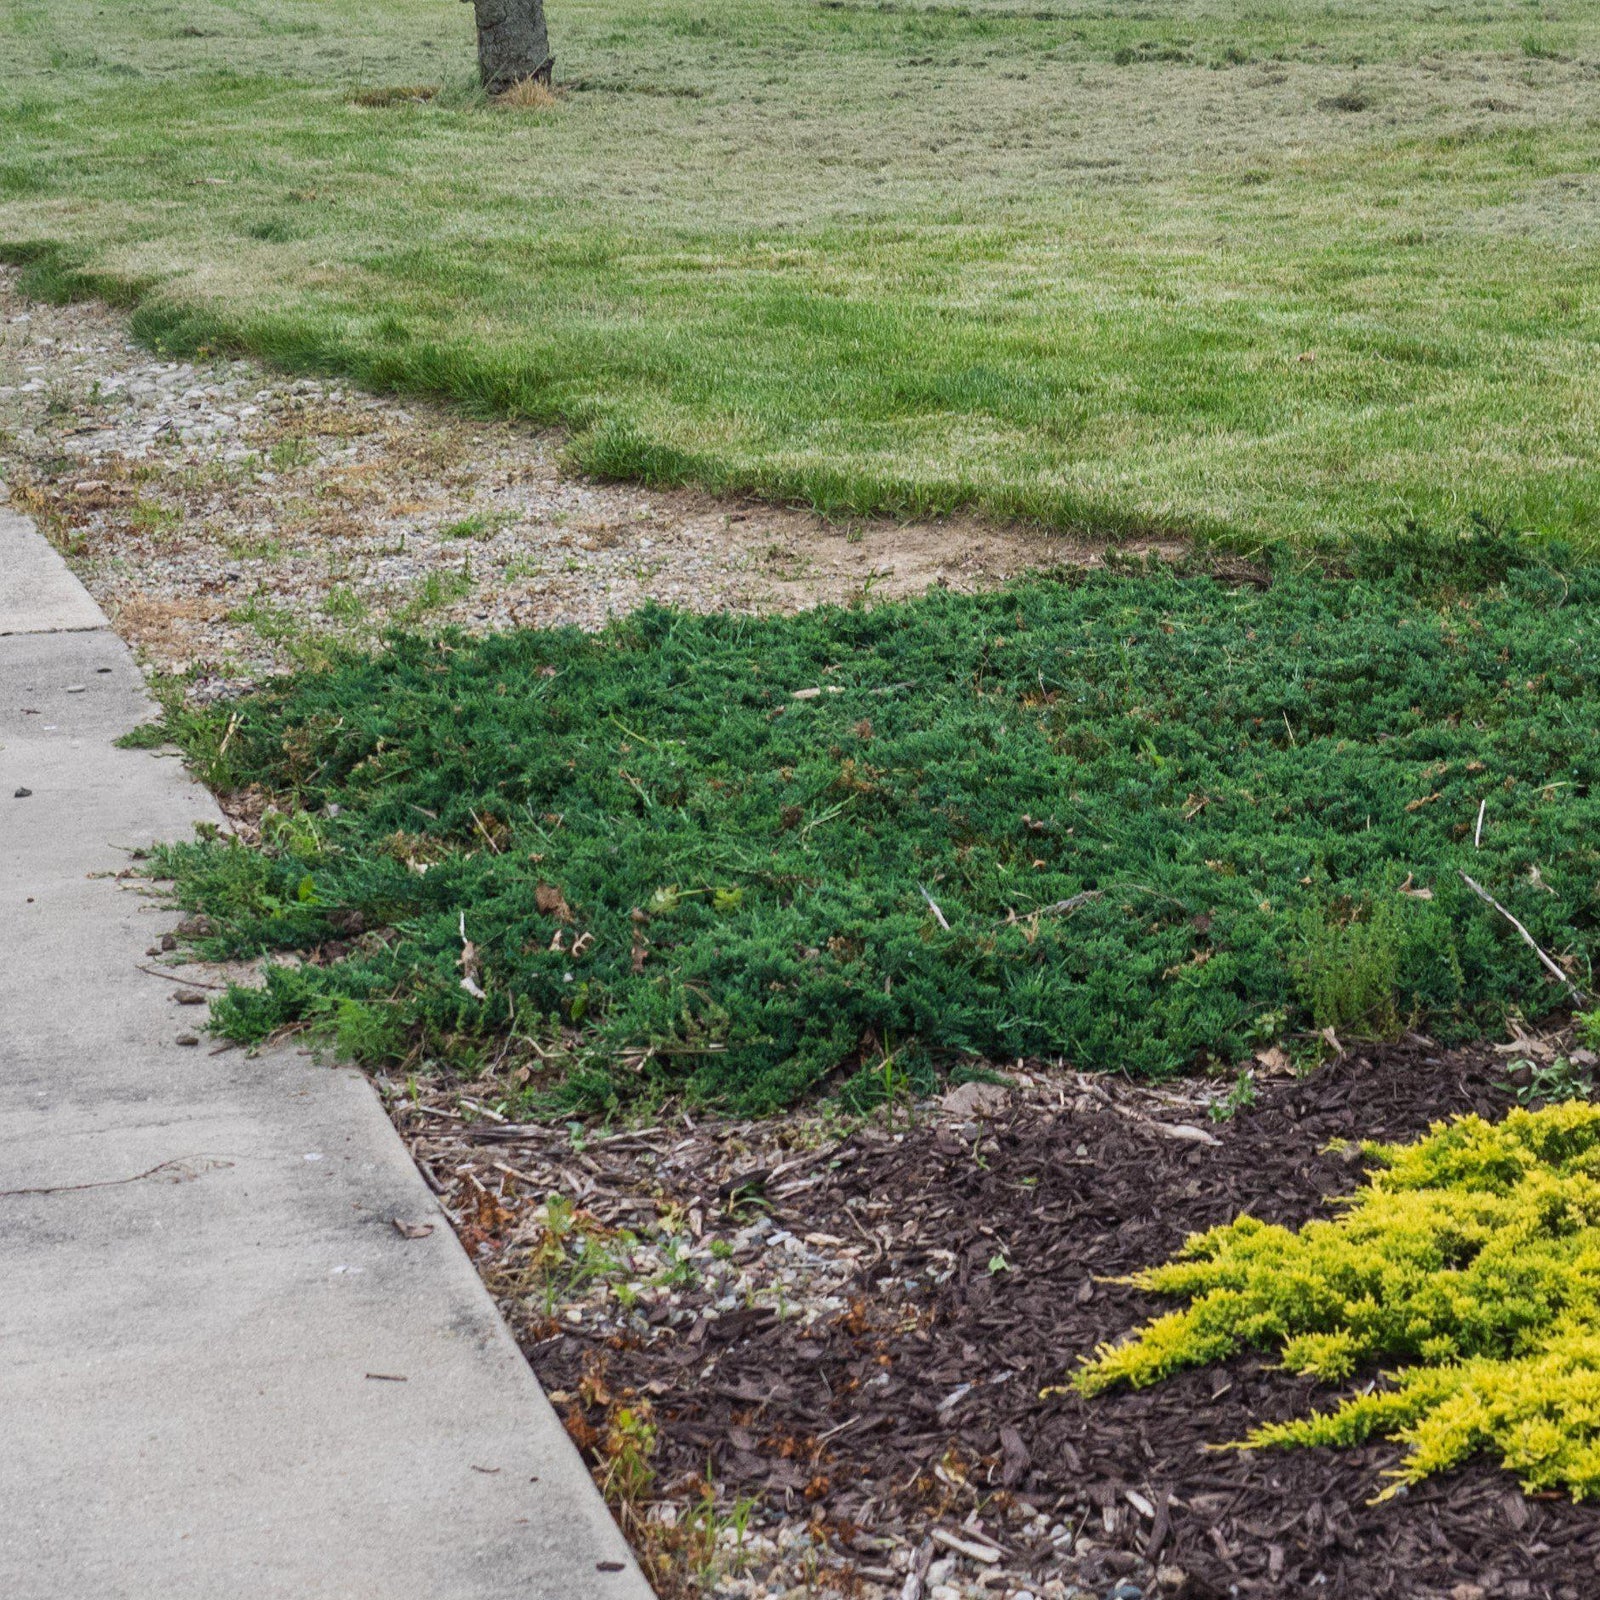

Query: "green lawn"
left=3, top=0, right=1599, bottom=550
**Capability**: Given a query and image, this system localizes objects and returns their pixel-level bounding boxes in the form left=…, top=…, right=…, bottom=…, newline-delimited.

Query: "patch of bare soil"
left=0, top=269, right=1180, bottom=700
left=380, top=1037, right=1600, bottom=1600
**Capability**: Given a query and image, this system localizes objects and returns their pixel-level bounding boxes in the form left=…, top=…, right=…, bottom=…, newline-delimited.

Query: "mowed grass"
left=150, top=549, right=1600, bottom=1113
left=3, top=0, right=1600, bottom=549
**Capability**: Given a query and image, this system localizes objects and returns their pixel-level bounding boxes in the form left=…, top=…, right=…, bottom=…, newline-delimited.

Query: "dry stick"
left=929, top=1528, right=1003, bottom=1565
left=491, top=1159, right=542, bottom=1189
left=918, top=884, right=951, bottom=931
left=1458, top=870, right=1587, bottom=1005
left=1036, top=889, right=1102, bottom=917
left=841, top=1205, right=887, bottom=1263
left=1011, top=889, right=1100, bottom=928
left=136, top=964, right=228, bottom=991
left=1475, top=798, right=1487, bottom=850
left=996, top=888, right=1104, bottom=928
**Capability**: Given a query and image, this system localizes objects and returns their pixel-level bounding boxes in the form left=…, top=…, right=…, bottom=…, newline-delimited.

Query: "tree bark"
left=466, top=0, right=552, bottom=93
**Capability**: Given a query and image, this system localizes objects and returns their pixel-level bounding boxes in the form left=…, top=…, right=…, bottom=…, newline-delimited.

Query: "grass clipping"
left=1075, top=1102, right=1600, bottom=1500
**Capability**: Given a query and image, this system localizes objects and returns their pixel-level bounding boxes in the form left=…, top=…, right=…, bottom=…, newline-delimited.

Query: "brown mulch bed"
left=391, top=1042, right=1600, bottom=1599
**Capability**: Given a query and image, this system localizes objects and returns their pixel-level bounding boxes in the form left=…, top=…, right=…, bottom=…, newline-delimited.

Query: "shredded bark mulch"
left=391, top=1041, right=1599, bottom=1599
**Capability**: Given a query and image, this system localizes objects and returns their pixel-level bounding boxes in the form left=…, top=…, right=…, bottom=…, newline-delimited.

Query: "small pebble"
left=13, top=787, right=31, bottom=798
left=175, top=1034, right=199, bottom=1047
left=65, top=684, right=86, bottom=694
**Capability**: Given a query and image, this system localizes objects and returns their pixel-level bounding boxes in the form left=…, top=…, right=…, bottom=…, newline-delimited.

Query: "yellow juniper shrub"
left=1073, top=1103, right=1600, bottom=1499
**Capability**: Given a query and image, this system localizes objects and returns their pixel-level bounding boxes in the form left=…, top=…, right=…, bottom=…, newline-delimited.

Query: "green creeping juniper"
left=147, top=556, right=1600, bottom=1120
left=1074, top=1102, right=1600, bottom=1500
left=151, top=558, right=1600, bottom=1112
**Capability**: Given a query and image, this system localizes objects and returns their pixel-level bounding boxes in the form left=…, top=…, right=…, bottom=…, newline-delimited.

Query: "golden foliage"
left=1075, top=1102, right=1600, bottom=1499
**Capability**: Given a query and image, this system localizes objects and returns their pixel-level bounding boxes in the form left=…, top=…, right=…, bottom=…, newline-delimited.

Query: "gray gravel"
left=0, top=268, right=1166, bottom=702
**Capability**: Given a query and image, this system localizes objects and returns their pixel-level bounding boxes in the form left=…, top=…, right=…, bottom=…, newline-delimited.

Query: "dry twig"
left=1459, top=870, right=1587, bottom=1005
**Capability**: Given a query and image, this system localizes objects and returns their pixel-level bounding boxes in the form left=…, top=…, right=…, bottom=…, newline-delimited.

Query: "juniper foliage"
left=1076, top=1102, right=1600, bottom=1500
left=155, top=561, right=1600, bottom=1110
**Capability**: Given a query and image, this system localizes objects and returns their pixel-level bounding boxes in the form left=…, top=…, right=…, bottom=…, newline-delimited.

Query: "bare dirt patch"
left=0, top=269, right=1176, bottom=700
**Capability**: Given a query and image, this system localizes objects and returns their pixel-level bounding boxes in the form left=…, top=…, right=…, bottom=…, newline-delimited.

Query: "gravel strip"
left=0, top=267, right=1177, bottom=702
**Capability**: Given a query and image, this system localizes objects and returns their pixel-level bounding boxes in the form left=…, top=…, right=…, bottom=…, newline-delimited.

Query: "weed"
left=397, top=566, right=472, bottom=622
left=441, top=513, right=499, bottom=540
left=1502, top=1055, right=1595, bottom=1105
left=321, top=585, right=368, bottom=623
left=838, top=1041, right=929, bottom=1115
left=115, top=720, right=171, bottom=751
left=598, top=1402, right=657, bottom=1505
left=353, top=84, right=439, bottom=107
left=226, top=596, right=300, bottom=644
left=1209, top=1068, right=1258, bottom=1122
left=43, top=383, right=81, bottom=418
left=268, top=436, right=316, bottom=472
left=563, top=1356, right=664, bottom=1529
left=507, top=1194, right=632, bottom=1317
left=654, top=1239, right=700, bottom=1293
left=246, top=216, right=297, bottom=244
left=129, top=497, right=180, bottom=534
left=1293, top=896, right=1414, bottom=1042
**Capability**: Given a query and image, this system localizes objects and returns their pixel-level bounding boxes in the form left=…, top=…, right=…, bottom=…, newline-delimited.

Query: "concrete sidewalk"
left=0, top=506, right=653, bottom=1599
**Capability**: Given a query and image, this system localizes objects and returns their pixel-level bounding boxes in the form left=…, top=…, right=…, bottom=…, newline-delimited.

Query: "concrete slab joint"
left=0, top=502, right=110, bottom=636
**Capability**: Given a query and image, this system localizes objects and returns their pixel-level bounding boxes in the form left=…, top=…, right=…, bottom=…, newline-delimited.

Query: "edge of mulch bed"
left=387, top=1039, right=1600, bottom=1600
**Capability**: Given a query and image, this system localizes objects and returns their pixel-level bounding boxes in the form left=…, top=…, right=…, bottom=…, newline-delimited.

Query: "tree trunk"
left=467, top=0, right=552, bottom=93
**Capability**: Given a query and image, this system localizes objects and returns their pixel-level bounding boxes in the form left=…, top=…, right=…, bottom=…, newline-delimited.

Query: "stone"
left=940, top=1080, right=1011, bottom=1119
